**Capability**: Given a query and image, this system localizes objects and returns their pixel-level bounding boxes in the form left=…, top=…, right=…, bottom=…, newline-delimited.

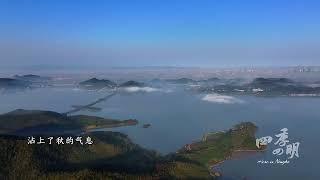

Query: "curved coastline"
left=209, top=148, right=267, bottom=177
left=175, top=122, right=265, bottom=178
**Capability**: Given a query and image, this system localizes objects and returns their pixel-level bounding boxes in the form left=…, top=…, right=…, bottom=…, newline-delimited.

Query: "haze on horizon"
left=1, top=0, right=320, bottom=69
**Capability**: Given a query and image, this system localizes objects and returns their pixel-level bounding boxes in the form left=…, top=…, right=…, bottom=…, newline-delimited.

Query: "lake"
left=1, top=87, right=319, bottom=179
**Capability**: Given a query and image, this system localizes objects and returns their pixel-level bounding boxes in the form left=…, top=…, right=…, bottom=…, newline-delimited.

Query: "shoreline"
left=84, top=120, right=139, bottom=132
left=209, top=148, right=266, bottom=177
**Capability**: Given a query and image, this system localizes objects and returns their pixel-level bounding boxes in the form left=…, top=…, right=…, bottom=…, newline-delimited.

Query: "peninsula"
left=0, top=109, right=138, bottom=135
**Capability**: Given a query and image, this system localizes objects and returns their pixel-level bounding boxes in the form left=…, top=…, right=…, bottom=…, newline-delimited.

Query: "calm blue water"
left=1, top=87, right=319, bottom=179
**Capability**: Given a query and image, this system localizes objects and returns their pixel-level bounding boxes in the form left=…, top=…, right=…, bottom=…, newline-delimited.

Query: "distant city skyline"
left=1, top=0, right=320, bottom=68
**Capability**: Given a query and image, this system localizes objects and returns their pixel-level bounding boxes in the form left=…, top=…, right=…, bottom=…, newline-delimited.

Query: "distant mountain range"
left=13, top=74, right=51, bottom=82
left=197, top=77, right=320, bottom=96
left=2, top=74, right=320, bottom=96
left=79, top=78, right=145, bottom=90
left=0, top=74, right=52, bottom=90
left=165, top=78, right=197, bottom=84
left=157, top=77, right=244, bottom=84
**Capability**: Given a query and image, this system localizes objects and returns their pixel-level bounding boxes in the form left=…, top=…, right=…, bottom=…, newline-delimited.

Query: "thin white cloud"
left=202, top=94, right=244, bottom=104
left=122, top=86, right=160, bottom=93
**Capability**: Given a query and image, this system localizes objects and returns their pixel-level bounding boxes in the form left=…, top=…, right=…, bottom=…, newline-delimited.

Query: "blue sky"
left=1, top=0, right=320, bottom=68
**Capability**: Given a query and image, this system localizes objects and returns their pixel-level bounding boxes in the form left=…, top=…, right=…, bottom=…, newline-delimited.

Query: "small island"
left=79, top=78, right=117, bottom=90
left=119, top=80, right=145, bottom=87
left=142, top=123, right=151, bottom=128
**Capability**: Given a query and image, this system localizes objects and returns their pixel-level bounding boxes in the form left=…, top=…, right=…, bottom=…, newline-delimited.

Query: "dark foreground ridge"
left=0, top=110, right=261, bottom=179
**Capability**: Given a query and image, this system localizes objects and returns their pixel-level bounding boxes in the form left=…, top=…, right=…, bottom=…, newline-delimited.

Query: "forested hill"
left=0, top=131, right=211, bottom=179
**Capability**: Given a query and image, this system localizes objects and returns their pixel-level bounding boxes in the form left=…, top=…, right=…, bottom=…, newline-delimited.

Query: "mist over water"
left=1, top=82, right=320, bottom=179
